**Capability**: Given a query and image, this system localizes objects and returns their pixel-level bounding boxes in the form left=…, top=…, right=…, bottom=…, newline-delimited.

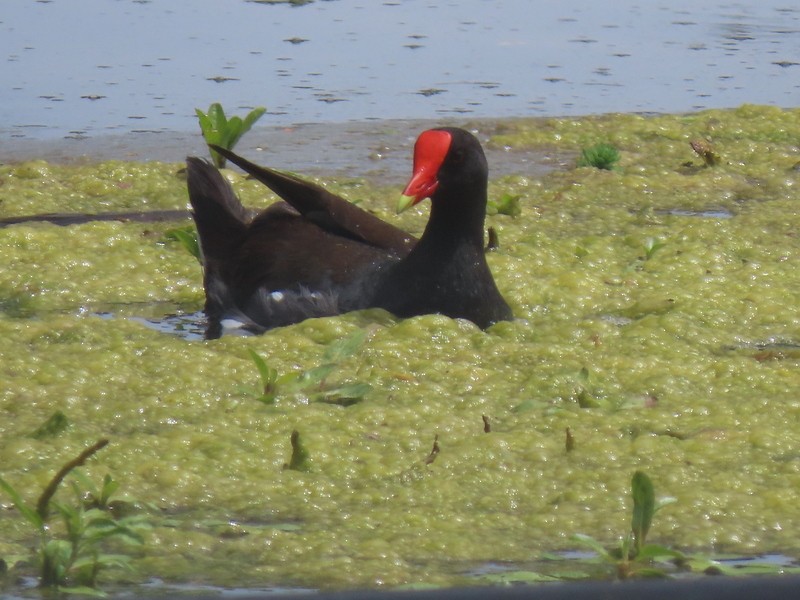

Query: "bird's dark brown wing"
left=210, top=144, right=417, bottom=257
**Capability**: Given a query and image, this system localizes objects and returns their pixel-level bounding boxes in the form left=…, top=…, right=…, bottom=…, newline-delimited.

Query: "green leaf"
left=631, top=471, right=656, bottom=553
left=636, top=543, right=684, bottom=561
left=51, top=499, right=83, bottom=537
left=208, top=103, right=227, bottom=130
left=99, top=474, right=119, bottom=506
left=247, top=349, right=276, bottom=388
left=576, top=388, right=601, bottom=409
left=165, top=226, right=201, bottom=263
left=323, top=329, right=368, bottom=362
left=196, top=103, right=265, bottom=167
left=572, top=533, right=613, bottom=562
left=220, top=116, right=244, bottom=151
left=655, top=496, right=677, bottom=512
left=480, top=570, right=558, bottom=584
left=393, top=582, right=443, bottom=591
left=30, top=410, right=70, bottom=439
left=296, top=363, right=337, bottom=387
left=276, top=371, right=300, bottom=387
left=317, top=382, right=371, bottom=404
left=41, top=539, right=72, bottom=586
left=242, top=106, right=266, bottom=132
left=0, top=476, right=44, bottom=529
left=195, top=109, right=214, bottom=138
left=70, top=470, right=99, bottom=499
left=73, top=553, right=133, bottom=571
left=644, top=238, right=666, bottom=260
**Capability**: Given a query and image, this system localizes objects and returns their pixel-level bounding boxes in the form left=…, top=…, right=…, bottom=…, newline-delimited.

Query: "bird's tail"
left=186, top=158, right=252, bottom=338
left=186, top=157, right=249, bottom=264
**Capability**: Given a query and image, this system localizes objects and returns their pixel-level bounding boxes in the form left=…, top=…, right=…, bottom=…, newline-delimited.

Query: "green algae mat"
left=1, top=105, right=799, bottom=593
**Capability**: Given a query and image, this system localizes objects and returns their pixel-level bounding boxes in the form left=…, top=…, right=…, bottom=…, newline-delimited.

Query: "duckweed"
left=1, top=106, right=799, bottom=592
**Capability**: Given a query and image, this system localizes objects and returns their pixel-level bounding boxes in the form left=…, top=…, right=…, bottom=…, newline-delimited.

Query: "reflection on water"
left=130, top=311, right=207, bottom=341
left=1, top=0, right=798, bottom=140
left=91, top=303, right=207, bottom=341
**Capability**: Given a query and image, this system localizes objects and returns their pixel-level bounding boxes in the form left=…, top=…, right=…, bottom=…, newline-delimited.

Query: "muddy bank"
left=1, top=119, right=567, bottom=183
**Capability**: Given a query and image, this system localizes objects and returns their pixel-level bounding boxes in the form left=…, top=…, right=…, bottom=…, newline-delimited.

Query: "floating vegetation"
left=487, top=192, right=522, bottom=217
left=2, top=106, right=799, bottom=593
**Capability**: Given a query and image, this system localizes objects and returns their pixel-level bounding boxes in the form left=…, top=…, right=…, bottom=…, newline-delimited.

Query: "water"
left=1, top=0, right=798, bottom=143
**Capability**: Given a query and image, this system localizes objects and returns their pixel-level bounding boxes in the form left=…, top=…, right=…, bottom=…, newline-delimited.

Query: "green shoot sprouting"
left=195, top=103, right=266, bottom=168
left=643, top=237, right=665, bottom=261
left=573, top=470, right=679, bottom=579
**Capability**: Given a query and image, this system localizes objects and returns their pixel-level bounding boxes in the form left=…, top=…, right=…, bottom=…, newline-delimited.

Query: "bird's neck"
left=418, top=185, right=488, bottom=252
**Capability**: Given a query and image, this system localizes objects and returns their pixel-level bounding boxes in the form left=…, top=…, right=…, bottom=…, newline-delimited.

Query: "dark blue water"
left=2, top=0, right=798, bottom=142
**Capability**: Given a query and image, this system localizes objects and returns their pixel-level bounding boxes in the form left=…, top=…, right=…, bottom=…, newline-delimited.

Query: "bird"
left=186, top=127, right=512, bottom=338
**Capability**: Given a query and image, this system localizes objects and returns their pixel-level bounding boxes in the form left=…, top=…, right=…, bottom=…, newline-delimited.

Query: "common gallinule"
left=186, top=127, right=512, bottom=338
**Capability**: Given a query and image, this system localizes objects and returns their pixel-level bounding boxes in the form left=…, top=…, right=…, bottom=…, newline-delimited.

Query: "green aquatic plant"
left=164, top=225, right=201, bottom=263
left=195, top=103, right=266, bottom=168
left=0, top=440, right=148, bottom=594
left=476, top=469, right=800, bottom=585
left=643, top=237, right=665, bottom=261
left=241, top=330, right=372, bottom=405
left=244, top=348, right=280, bottom=404
left=573, top=471, right=680, bottom=579
left=577, top=143, right=620, bottom=170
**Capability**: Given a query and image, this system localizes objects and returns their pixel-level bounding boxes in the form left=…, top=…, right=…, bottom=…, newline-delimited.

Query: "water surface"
left=1, top=0, right=798, bottom=144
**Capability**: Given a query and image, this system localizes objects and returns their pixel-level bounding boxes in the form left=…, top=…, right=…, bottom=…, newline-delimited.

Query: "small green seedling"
left=643, top=237, right=665, bottom=261
left=241, top=330, right=372, bottom=405
left=196, top=103, right=266, bottom=168
left=573, top=471, right=679, bottom=579
left=575, top=366, right=602, bottom=409
left=577, top=143, right=620, bottom=170
left=244, top=348, right=280, bottom=404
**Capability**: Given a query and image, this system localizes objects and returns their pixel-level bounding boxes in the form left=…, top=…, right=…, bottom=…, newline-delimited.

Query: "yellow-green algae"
left=0, top=106, right=799, bottom=591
